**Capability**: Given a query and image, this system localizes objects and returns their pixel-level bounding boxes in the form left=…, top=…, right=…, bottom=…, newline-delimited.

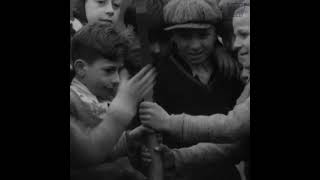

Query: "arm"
left=70, top=106, right=130, bottom=169
left=140, top=97, right=249, bottom=144
left=169, top=97, right=250, bottom=144
left=140, top=142, right=248, bottom=177
left=70, top=65, right=156, bottom=169
left=172, top=142, right=247, bottom=173
left=106, top=125, right=155, bottom=161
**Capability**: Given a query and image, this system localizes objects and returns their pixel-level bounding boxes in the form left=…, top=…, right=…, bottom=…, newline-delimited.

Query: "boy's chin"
left=97, top=89, right=117, bottom=101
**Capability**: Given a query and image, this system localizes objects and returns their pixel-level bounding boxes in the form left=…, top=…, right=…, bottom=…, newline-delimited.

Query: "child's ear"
left=74, top=59, right=88, bottom=78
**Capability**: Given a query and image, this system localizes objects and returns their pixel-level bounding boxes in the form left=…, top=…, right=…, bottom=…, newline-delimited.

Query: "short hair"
left=71, top=22, right=130, bottom=65
left=72, top=0, right=87, bottom=24
left=234, top=5, right=250, bottom=18
left=216, top=0, right=246, bottom=51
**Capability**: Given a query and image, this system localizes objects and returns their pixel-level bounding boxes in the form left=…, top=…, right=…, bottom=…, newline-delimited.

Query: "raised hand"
left=110, top=65, right=157, bottom=125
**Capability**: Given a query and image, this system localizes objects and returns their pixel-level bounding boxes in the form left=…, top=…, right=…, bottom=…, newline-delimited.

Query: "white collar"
left=70, top=78, right=111, bottom=106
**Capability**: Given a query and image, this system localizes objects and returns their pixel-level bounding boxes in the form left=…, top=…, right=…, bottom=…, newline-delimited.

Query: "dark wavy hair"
left=71, top=0, right=87, bottom=24
left=71, top=22, right=130, bottom=65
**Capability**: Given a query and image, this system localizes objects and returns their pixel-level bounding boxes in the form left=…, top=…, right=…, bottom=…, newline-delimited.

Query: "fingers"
left=139, top=107, right=152, bottom=115
left=140, top=121, right=152, bottom=129
left=154, top=144, right=169, bottom=153
left=139, top=105, right=154, bottom=117
left=140, top=101, right=155, bottom=109
left=138, top=67, right=157, bottom=87
left=141, top=149, right=152, bottom=164
left=137, top=125, right=155, bottom=134
left=139, top=114, right=151, bottom=121
left=129, top=125, right=156, bottom=140
left=143, top=126, right=155, bottom=134
left=131, top=64, right=153, bottom=82
left=137, top=71, right=157, bottom=97
left=140, top=80, right=156, bottom=98
left=119, top=68, right=130, bottom=82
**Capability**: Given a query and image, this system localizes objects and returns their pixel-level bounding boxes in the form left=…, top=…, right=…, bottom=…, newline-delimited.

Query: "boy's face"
left=233, top=10, right=250, bottom=82
left=80, top=57, right=124, bottom=100
left=85, top=0, right=122, bottom=24
left=172, top=27, right=216, bottom=65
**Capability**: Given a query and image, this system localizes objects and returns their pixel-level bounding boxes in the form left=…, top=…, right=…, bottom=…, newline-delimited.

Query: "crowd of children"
left=70, top=0, right=250, bottom=180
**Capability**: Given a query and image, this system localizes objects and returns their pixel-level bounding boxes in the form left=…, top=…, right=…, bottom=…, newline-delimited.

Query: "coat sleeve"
left=172, top=141, right=247, bottom=173
left=167, top=97, right=250, bottom=144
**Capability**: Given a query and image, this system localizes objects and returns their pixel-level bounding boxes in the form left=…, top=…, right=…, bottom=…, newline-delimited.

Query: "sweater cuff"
left=167, top=114, right=186, bottom=142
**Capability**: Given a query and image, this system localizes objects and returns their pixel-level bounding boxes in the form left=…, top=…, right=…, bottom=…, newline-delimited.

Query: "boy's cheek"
left=112, top=10, right=121, bottom=23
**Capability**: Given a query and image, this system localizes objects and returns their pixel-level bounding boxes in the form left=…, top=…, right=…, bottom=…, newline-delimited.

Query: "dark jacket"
left=153, top=51, right=244, bottom=180
left=154, top=52, right=244, bottom=146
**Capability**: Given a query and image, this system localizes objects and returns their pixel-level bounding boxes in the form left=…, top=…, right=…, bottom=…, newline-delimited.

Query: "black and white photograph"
left=69, top=0, right=250, bottom=180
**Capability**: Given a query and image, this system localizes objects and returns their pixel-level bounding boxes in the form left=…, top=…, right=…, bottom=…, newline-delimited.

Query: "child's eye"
left=104, top=68, right=116, bottom=74
left=113, top=2, right=120, bottom=9
left=96, top=0, right=106, bottom=5
left=238, top=30, right=249, bottom=38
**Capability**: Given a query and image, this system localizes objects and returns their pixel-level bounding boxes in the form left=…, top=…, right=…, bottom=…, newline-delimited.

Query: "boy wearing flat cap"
left=139, top=0, right=245, bottom=180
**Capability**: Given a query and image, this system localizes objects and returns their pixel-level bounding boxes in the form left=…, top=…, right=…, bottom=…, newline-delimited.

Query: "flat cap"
left=163, top=0, right=222, bottom=31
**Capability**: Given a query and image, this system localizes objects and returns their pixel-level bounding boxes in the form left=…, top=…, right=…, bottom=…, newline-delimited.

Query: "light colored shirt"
left=70, top=78, right=128, bottom=162
left=71, top=78, right=111, bottom=120
left=70, top=18, right=83, bottom=32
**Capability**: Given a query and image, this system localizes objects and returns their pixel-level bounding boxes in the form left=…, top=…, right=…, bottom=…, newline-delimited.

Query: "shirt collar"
left=71, top=78, right=100, bottom=105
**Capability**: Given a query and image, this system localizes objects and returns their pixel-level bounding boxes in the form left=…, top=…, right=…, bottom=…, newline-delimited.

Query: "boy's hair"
left=72, top=0, right=87, bottom=24
left=234, top=5, right=250, bottom=18
left=71, top=22, right=130, bottom=65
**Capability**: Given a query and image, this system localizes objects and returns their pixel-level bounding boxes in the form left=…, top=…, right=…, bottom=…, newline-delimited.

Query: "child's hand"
left=128, top=125, right=155, bottom=142
left=118, top=64, right=156, bottom=104
left=139, top=102, right=170, bottom=132
left=111, top=65, right=156, bottom=123
left=141, top=144, right=176, bottom=174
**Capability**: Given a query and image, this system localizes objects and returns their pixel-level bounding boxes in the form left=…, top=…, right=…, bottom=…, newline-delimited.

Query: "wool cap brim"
left=164, top=23, right=212, bottom=31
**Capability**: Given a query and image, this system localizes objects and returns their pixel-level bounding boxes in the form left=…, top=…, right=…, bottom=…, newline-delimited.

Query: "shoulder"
left=70, top=88, right=79, bottom=115
left=70, top=88, right=85, bottom=116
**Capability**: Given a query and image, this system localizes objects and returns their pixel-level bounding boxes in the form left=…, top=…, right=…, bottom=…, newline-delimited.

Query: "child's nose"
left=112, top=72, right=120, bottom=84
left=233, top=36, right=241, bottom=51
left=104, top=2, right=114, bottom=16
left=189, top=38, right=202, bottom=51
